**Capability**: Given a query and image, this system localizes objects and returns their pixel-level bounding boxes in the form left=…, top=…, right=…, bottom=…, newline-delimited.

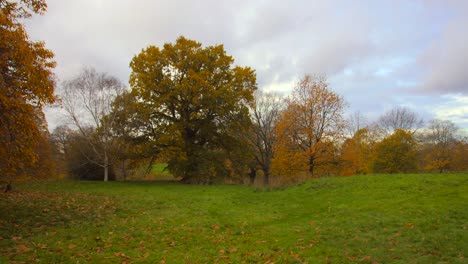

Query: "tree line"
left=49, top=37, right=468, bottom=185
left=2, top=1, right=467, bottom=190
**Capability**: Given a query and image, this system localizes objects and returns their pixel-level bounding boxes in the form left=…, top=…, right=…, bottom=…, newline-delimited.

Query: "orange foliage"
left=272, top=75, right=346, bottom=179
left=422, top=120, right=459, bottom=173
left=0, top=0, right=56, bottom=184
left=340, top=128, right=373, bottom=176
left=450, top=140, right=468, bottom=172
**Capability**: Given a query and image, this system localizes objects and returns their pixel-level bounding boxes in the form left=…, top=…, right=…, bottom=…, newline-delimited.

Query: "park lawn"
left=150, top=163, right=170, bottom=175
left=149, top=163, right=175, bottom=181
left=0, top=174, right=467, bottom=263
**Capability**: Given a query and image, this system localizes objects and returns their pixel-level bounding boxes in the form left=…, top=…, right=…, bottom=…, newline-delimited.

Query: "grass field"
left=0, top=173, right=467, bottom=263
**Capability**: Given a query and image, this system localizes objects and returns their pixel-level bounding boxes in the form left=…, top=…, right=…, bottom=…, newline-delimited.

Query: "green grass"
left=0, top=173, right=467, bottom=263
left=132, top=163, right=174, bottom=181
left=150, top=163, right=170, bottom=175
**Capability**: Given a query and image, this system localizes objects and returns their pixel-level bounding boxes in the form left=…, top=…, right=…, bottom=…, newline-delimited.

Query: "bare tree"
left=378, top=107, right=423, bottom=134
left=248, top=90, right=283, bottom=185
left=346, top=111, right=368, bottom=137
left=61, top=67, right=125, bottom=181
left=50, top=125, right=72, bottom=156
left=426, top=119, right=459, bottom=145
left=423, top=119, right=459, bottom=173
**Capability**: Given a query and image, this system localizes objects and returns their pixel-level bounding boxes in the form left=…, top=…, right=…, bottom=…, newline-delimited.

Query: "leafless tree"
left=346, top=111, right=368, bottom=137
left=426, top=119, right=458, bottom=145
left=378, top=107, right=423, bottom=134
left=248, top=90, right=283, bottom=185
left=50, top=125, right=72, bottom=156
left=61, top=67, right=125, bottom=181
left=422, top=119, right=459, bottom=173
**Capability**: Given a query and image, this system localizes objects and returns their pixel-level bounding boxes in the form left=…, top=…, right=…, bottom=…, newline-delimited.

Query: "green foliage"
left=150, top=163, right=170, bottom=175
left=372, top=129, right=418, bottom=173
left=121, top=36, right=257, bottom=183
left=1, top=173, right=467, bottom=262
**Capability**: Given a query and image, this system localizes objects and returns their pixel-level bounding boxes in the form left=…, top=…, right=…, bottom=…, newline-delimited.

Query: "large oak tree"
left=126, top=37, right=256, bottom=183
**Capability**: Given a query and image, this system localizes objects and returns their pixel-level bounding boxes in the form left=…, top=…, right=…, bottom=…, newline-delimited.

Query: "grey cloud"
left=21, top=0, right=468, bottom=130
left=27, top=0, right=250, bottom=83
left=418, top=17, right=468, bottom=94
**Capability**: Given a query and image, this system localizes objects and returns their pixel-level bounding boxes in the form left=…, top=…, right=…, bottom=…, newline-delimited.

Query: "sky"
left=25, top=0, right=468, bottom=133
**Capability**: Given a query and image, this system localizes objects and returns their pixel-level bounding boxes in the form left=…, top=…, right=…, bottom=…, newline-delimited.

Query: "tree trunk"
left=263, top=169, right=270, bottom=185
left=309, top=155, right=315, bottom=177
left=122, top=160, right=127, bottom=181
left=249, top=167, right=256, bottom=185
left=104, top=153, right=109, bottom=182
left=4, top=183, right=12, bottom=193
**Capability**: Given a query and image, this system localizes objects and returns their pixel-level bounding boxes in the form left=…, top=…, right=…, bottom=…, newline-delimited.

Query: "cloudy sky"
left=25, top=0, right=468, bottom=132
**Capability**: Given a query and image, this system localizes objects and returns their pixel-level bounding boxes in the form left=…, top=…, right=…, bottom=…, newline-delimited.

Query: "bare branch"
left=59, top=66, right=125, bottom=181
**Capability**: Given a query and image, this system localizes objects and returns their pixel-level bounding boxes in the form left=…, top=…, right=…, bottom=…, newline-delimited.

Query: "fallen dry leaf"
left=16, top=244, right=31, bottom=253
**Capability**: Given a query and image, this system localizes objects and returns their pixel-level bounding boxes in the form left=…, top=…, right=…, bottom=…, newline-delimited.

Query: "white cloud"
left=431, top=95, right=468, bottom=127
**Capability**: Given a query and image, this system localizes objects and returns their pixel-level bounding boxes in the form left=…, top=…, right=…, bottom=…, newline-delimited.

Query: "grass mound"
left=0, top=173, right=467, bottom=263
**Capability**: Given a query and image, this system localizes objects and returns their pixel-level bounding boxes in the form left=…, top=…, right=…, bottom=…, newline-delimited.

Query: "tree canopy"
left=372, top=129, right=418, bottom=173
left=0, top=0, right=55, bottom=187
left=121, top=36, right=257, bottom=183
left=273, top=75, right=346, bottom=177
left=3, top=2, right=466, bottom=185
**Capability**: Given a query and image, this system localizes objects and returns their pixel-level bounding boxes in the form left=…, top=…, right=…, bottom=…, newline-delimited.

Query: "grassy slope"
left=0, top=173, right=467, bottom=263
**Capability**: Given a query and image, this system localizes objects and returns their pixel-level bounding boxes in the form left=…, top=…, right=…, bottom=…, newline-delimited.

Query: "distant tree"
left=248, top=91, right=283, bottom=185
left=50, top=125, right=72, bottom=158
left=378, top=107, right=423, bottom=135
left=422, top=120, right=458, bottom=173
left=312, top=139, right=342, bottom=177
left=341, top=128, right=373, bottom=176
left=450, top=139, right=468, bottom=172
left=372, top=129, right=418, bottom=173
left=50, top=125, right=73, bottom=176
left=126, top=37, right=256, bottom=183
left=346, top=111, right=368, bottom=137
left=273, top=75, right=346, bottom=177
left=61, top=67, right=125, bottom=181
left=0, top=0, right=55, bottom=190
